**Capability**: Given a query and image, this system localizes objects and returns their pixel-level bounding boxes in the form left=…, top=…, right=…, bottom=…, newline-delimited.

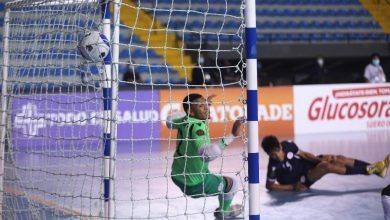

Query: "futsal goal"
left=0, top=0, right=259, bottom=219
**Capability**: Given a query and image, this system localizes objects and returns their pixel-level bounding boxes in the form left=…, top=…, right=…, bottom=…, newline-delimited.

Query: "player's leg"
left=173, top=174, right=242, bottom=218
left=320, top=153, right=390, bottom=177
left=201, top=175, right=242, bottom=219
left=306, top=159, right=371, bottom=183
left=306, top=161, right=346, bottom=183
left=178, top=174, right=241, bottom=217
left=218, top=177, right=240, bottom=212
left=319, top=154, right=370, bottom=169
left=382, top=184, right=390, bottom=220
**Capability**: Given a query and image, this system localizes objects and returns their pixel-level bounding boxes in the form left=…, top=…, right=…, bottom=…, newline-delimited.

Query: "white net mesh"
left=1, top=0, right=247, bottom=219
left=2, top=0, right=105, bottom=218
left=116, top=0, right=246, bottom=218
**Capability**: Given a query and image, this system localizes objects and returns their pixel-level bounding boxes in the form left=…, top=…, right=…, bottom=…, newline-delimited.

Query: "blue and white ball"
left=79, top=31, right=110, bottom=62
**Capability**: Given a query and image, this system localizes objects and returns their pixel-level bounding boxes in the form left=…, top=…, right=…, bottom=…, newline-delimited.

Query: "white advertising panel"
left=294, top=84, right=390, bottom=134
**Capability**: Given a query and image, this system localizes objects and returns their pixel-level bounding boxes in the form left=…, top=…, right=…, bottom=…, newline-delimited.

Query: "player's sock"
left=353, top=159, right=370, bottom=168
left=348, top=159, right=370, bottom=175
left=223, top=199, right=233, bottom=211
left=345, top=166, right=368, bottom=175
left=218, top=197, right=233, bottom=211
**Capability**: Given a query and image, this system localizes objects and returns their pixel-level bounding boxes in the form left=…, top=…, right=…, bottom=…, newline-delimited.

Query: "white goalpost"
left=0, top=0, right=259, bottom=219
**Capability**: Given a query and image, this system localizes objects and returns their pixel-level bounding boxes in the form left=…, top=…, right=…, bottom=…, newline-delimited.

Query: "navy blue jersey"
left=266, top=141, right=316, bottom=185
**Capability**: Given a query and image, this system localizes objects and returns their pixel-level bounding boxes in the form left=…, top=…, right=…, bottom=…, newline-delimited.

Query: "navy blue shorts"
left=300, top=159, right=319, bottom=188
left=300, top=154, right=327, bottom=188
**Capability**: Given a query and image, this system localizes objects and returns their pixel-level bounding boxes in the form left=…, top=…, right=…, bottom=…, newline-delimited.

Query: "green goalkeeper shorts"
left=172, top=174, right=225, bottom=198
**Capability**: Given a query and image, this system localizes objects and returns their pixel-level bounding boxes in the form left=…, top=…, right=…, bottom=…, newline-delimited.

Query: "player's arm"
left=166, top=112, right=186, bottom=129
left=197, top=118, right=245, bottom=161
left=220, top=117, right=245, bottom=149
left=265, top=179, right=293, bottom=191
left=192, top=124, right=223, bottom=162
left=266, top=181, right=308, bottom=192
left=298, top=149, right=322, bottom=164
left=265, top=162, right=307, bottom=192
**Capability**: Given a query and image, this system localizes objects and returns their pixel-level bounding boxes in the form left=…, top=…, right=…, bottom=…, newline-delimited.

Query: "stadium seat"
left=285, top=21, right=298, bottom=29
left=368, top=33, right=388, bottom=41
left=228, top=9, right=241, bottom=16
left=136, top=66, right=150, bottom=74
left=205, top=20, right=214, bottom=29
left=225, top=20, right=240, bottom=29
left=147, top=50, right=160, bottom=58
left=29, top=0, right=381, bottom=49
left=154, top=10, right=170, bottom=18
left=257, top=33, right=269, bottom=42
left=120, top=34, right=129, bottom=43
left=119, top=64, right=128, bottom=74
left=190, top=20, right=203, bottom=29
left=170, top=78, right=187, bottom=84
left=204, top=34, right=218, bottom=41
left=170, top=20, right=186, bottom=30
left=219, top=34, right=232, bottom=41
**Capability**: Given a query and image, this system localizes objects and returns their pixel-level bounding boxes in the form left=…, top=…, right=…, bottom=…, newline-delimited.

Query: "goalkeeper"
left=166, top=93, right=244, bottom=219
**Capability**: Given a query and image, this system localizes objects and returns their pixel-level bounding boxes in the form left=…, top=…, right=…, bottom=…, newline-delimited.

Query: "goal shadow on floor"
left=265, top=188, right=383, bottom=206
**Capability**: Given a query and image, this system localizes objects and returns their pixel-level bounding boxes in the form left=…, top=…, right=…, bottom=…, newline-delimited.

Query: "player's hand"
left=232, top=117, right=245, bottom=137
left=294, top=182, right=308, bottom=192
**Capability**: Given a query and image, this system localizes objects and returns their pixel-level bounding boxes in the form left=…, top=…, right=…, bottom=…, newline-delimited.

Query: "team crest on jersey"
left=284, top=161, right=292, bottom=171
left=196, top=129, right=205, bottom=136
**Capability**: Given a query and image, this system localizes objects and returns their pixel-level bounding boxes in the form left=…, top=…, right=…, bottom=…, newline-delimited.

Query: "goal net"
left=1, top=0, right=250, bottom=218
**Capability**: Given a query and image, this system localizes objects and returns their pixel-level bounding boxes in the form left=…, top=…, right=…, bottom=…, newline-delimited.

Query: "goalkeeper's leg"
left=214, top=176, right=242, bottom=219
left=218, top=177, right=236, bottom=211
left=172, top=174, right=242, bottom=218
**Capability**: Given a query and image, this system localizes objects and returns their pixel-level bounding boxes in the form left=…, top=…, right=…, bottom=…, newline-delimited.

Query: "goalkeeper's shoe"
left=214, top=204, right=242, bottom=219
left=367, top=154, right=390, bottom=177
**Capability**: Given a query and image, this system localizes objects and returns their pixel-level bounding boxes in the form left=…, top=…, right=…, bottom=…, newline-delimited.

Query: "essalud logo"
left=14, top=103, right=46, bottom=137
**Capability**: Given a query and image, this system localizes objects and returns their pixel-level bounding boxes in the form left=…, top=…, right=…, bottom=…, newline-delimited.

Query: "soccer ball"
left=78, top=31, right=110, bottom=62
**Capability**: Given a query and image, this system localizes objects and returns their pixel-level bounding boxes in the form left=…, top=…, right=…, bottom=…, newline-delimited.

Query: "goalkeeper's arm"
left=166, top=112, right=186, bottom=129
left=198, top=117, right=245, bottom=162
left=198, top=134, right=234, bottom=162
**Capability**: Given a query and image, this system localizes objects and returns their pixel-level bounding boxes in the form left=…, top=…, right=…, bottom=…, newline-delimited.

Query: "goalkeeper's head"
left=183, top=93, right=210, bottom=120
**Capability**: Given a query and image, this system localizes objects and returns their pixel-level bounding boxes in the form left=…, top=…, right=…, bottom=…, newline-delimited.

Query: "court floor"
left=113, top=130, right=390, bottom=219
left=4, top=130, right=390, bottom=219
left=259, top=130, right=390, bottom=220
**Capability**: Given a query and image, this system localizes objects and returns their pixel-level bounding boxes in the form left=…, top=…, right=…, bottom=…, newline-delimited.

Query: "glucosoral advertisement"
left=294, top=84, right=390, bottom=134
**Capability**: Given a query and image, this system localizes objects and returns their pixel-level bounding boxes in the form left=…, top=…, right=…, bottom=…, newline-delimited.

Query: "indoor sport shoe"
left=368, top=154, right=390, bottom=177
left=380, top=154, right=390, bottom=177
left=214, top=204, right=243, bottom=219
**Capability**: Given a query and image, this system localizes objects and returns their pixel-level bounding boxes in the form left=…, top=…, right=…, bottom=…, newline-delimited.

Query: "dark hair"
left=183, top=93, right=203, bottom=115
left=370, top=53, right=380, bottom=60
left=261, top=135, right=280, bottom=155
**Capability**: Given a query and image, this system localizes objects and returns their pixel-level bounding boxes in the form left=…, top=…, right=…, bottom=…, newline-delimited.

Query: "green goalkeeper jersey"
left=170, top=116, right=212, bottom=186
